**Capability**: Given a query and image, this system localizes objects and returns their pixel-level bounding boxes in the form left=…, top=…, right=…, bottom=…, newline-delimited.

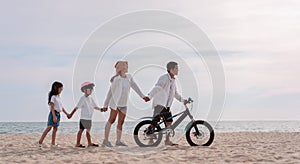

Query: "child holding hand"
left=69, top=82, right=105, bottom=148
left=38, top=81, right=71, bottom=147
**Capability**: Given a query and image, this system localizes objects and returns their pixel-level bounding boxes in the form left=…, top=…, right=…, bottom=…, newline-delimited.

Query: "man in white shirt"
left=144, top=61, right=188, bottom=146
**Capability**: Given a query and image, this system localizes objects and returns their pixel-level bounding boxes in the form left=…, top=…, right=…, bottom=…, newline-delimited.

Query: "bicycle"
left=133, top=98, right=215, bottom=147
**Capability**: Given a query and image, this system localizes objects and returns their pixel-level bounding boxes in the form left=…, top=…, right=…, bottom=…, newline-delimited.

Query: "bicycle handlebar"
left=187, top=97, right=193, bottom=104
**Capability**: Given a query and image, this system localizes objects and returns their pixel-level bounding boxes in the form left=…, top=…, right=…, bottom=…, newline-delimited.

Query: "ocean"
left=0, top=121, right=299, bottom=134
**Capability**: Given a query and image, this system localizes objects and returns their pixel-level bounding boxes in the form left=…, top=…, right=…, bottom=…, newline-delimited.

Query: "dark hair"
left=166, top=61, right=178, bottom=73
left=48, top=81, right=63, bottom=104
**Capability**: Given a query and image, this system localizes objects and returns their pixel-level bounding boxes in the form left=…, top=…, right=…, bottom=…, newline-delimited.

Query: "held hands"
left=100, top=107, right=108, bottom=112
left=67, top=113, right=72, bottom=119
left=143, top=97, right=150, bottom=102
left=95, top=107, right=107, bottom=112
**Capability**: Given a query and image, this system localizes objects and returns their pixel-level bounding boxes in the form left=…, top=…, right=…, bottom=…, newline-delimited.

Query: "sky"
left=1, top=0, right=300, bottom=122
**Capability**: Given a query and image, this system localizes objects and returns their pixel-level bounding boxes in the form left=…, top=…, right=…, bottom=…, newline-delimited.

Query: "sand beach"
left=1, top=132, right=299, bottom=163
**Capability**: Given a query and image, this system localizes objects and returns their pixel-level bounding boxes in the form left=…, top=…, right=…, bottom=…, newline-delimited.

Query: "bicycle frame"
left=168, top=104, right=195, bottom=130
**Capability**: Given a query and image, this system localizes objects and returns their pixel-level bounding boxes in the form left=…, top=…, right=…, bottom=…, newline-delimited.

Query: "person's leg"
left=148, top=106, right=163, bottom=144
left=104, top=109, right=118, bottom=141
left=165, top=109, right=177, bottom=145
left=76, top=129, right=84, bottom=146
left=86, top=129, right=92, bottom=146
left=85, top=120, right=93, bottom=146
left=39, top=126, right=52, bottom=144
left=151, top=106, right=164, bottom=126
left=165, top=121, right=173, bottom=143
left=76, top=120, right=85, bottom=146
left=39, top=112, right=54, bottom=145
left=51, top=126, right=58, bottom=145
left=148, top=118, right=157, bottom=145
left=116, top=109, right=126, bottom=143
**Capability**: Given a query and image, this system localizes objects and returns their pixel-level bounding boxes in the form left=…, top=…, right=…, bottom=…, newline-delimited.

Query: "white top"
left=104, top=74, right=145, bottom=109
left=49, top=95, right=63, bottom=112
left=76, top=95, right=98, bottom=120
left=148, top=73, right=184, bottom=108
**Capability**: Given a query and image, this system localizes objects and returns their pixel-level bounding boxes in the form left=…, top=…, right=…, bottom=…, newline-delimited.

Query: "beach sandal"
left=76, top=144, right=86, bottom=148
left=88, top=143, right=99, bottom=147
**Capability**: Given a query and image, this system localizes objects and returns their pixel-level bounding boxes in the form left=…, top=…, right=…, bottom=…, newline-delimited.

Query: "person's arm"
left=103, top=87, right=112, bottom=109
left=49, top=96, right=58, bottom=122
left=95, top=105, right=105, bottom=112
left=175, top=89, right=184, bottom=102
left=110, top=74, right=118, bottom=83
left=174, top=86, right=188, bottom=104
left=148, top=75, right=167, bottom=99
left=91, top=97, right=101, bottom=111
left=103, top=77, right=122, bottom=110
left=49, top=102, right=57, bottom=123
left=68, top=107, right=78, bottom=119
left=104, top=75, right=118, bottom=108
left=102, top=80, right=117, bottom=111
left=130, top=76, right=146, bottom=98
left=62, top=108, right=71, bottom=118
left=69, top=97, right=83, bottom=118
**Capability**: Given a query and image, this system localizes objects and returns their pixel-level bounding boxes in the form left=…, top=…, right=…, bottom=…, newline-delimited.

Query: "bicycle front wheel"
left=185, top=120, right=214, bottom=146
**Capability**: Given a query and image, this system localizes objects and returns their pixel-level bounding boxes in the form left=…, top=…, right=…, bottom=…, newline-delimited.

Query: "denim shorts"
left=47, top=111, right=61, bottom=127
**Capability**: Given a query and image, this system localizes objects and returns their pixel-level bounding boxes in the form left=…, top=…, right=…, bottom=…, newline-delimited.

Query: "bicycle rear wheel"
left=185, top=120, right=214, bottom=146
left=133, top=120, right=163, bottom=147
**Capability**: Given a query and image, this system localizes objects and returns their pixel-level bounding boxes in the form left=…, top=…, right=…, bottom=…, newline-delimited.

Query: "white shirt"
left=49, top=95, right=63, bottom=112
left=76, top=95, right=98, bottom=120
left=148, top=73, right=184, bottom=108
left=104, top=74, right=145, bottom=109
